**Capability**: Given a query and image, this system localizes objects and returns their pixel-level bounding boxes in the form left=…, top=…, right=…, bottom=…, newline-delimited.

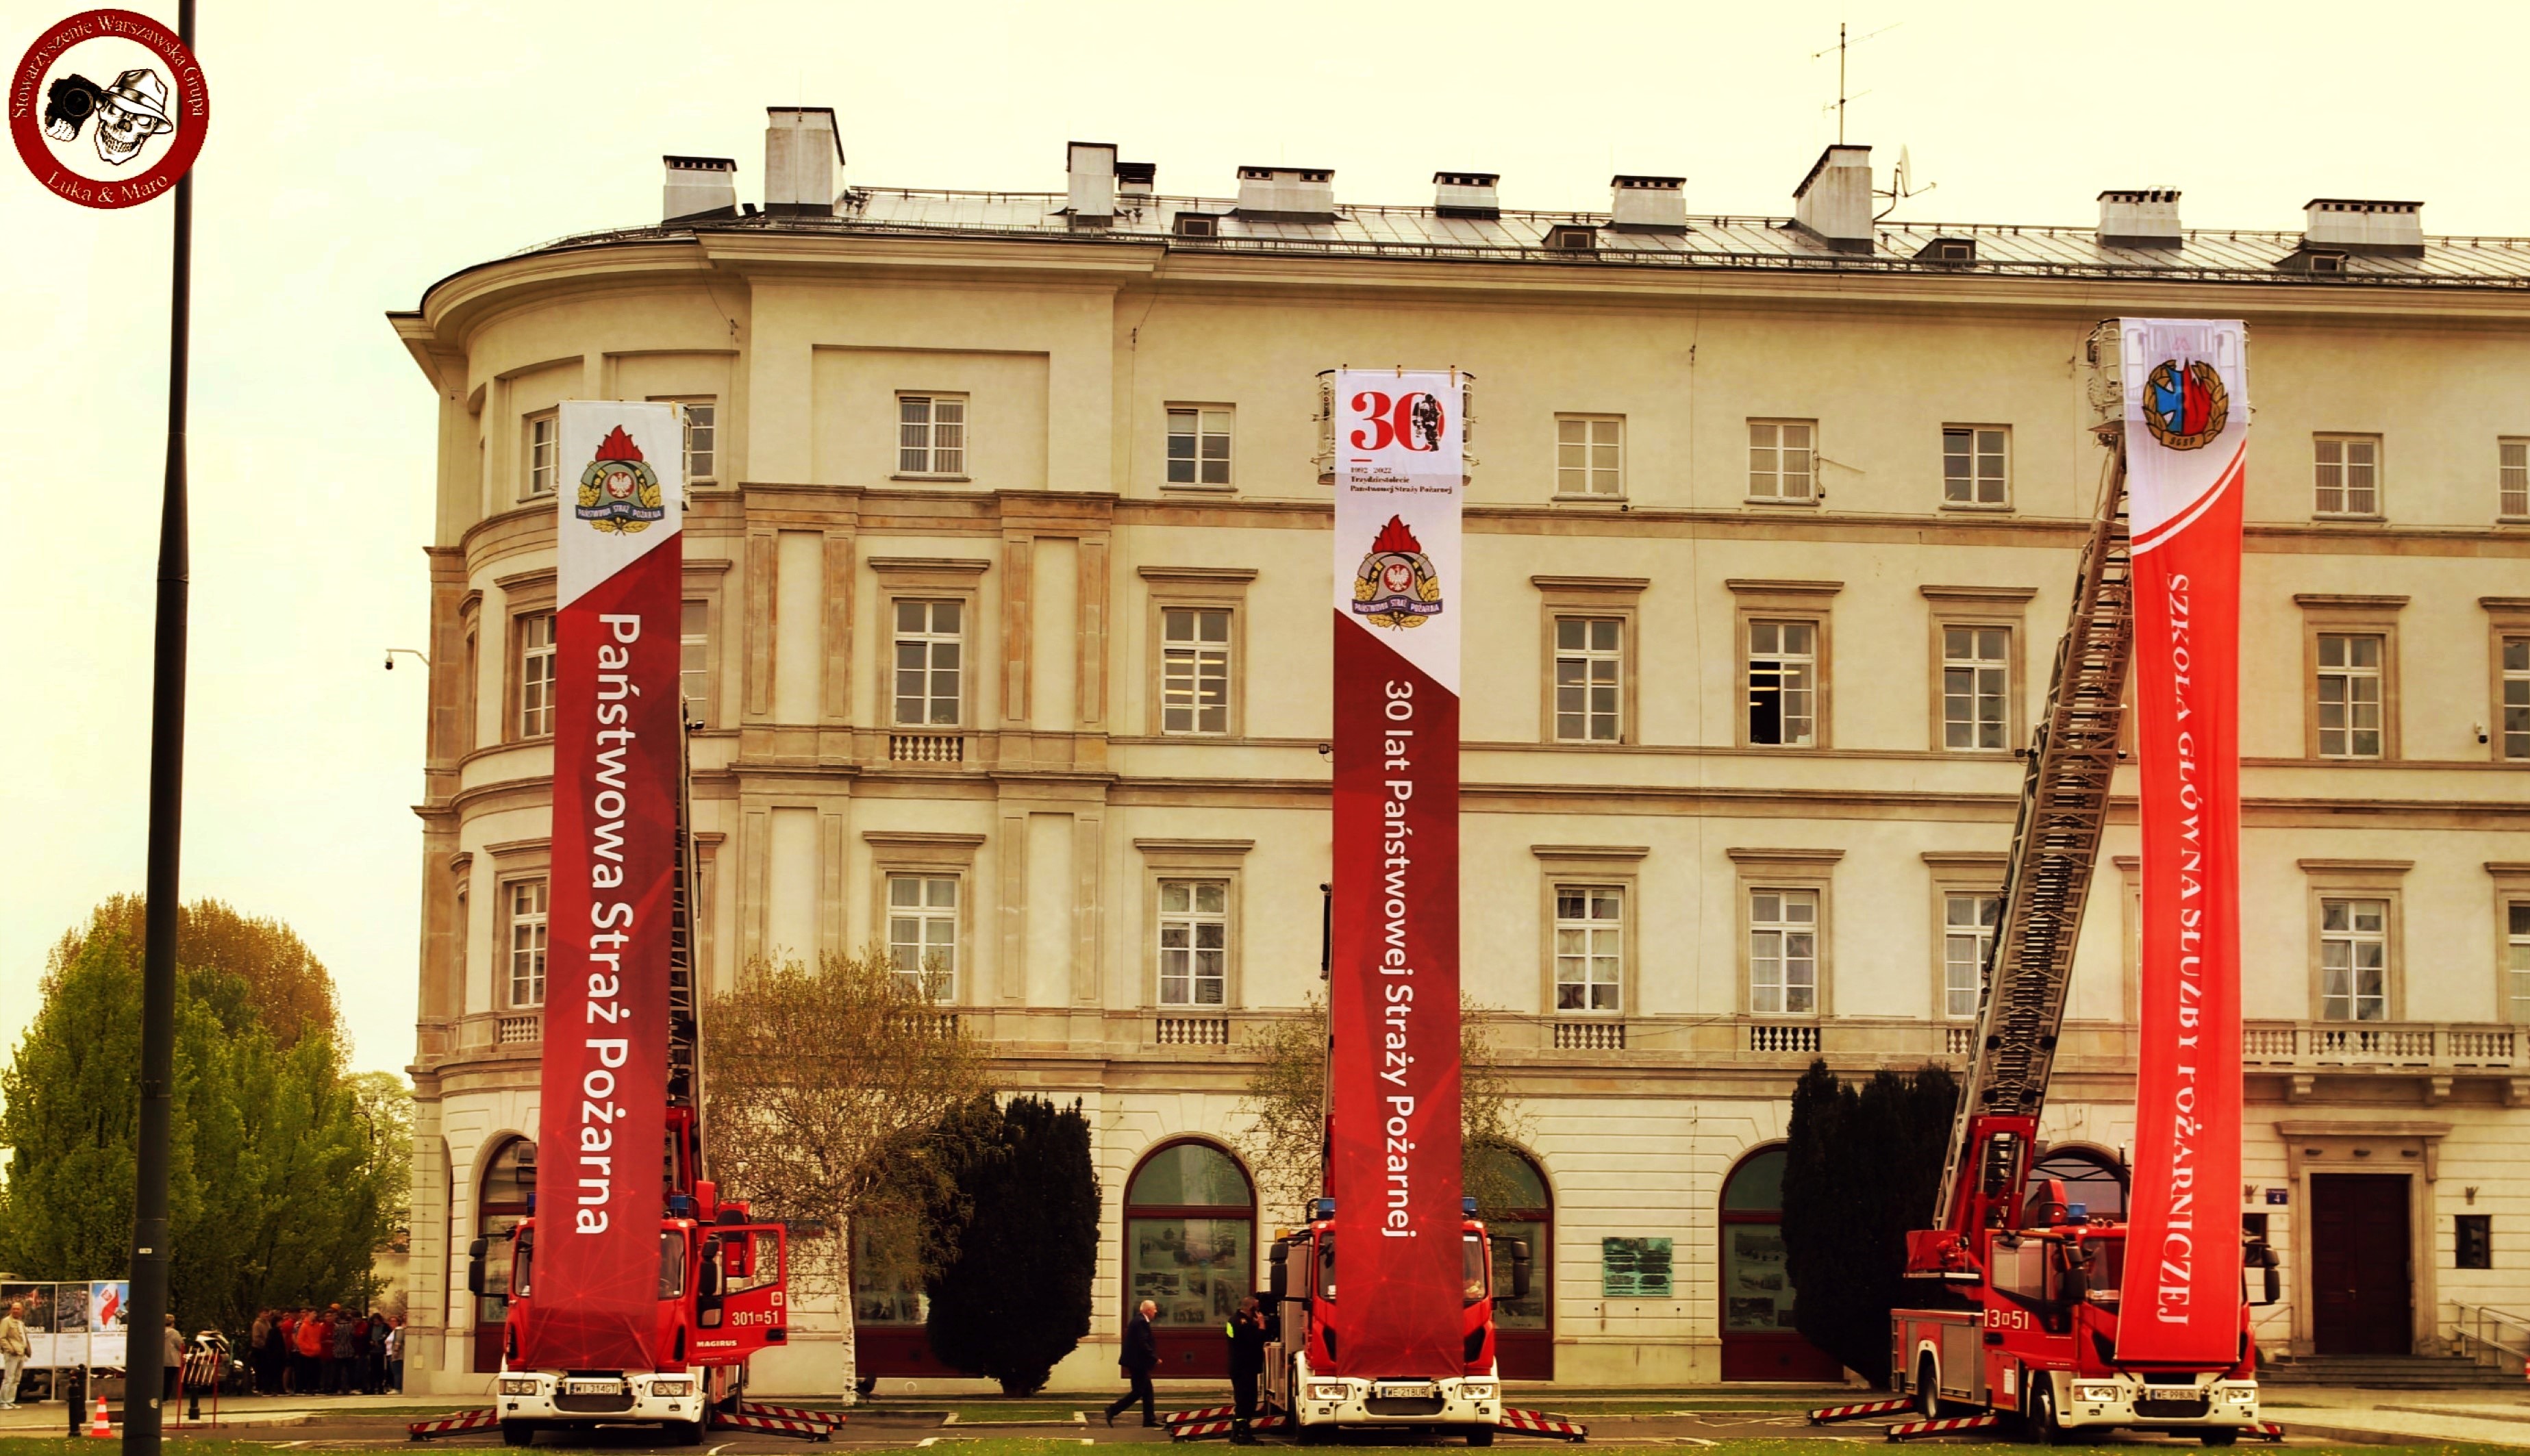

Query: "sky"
left=5, top=0, right=2529, bottom=1080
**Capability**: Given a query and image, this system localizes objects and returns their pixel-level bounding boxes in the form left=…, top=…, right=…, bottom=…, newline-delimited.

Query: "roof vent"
left=1174, top=212, right=1220, bottom=239
left=1116, top=161, right=1156, bottom=198
left=1066, top=141, right=1116, bottom=225
left=1610, top=175, right=1687, bottom=233
left=1915, top=236, right=1975, bottom=264
left=1236, top=166, right=1336, bottom=222
left=1791, top=144, right=1874, bottom=253
left=2303, top=199, right=2425, bottom=257
left=663, top=155, right=737, bottom=224
left=1544, top=223, right=1597, bottom=254
left=764, top=107, right=842, bottom=216
left=2098, top=189, right=2182, bottom=249
left=1434, top=171, right=1499, bottom=220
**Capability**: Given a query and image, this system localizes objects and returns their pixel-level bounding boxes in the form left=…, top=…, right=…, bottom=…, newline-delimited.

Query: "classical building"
left=389, top=114, right=2530, bottom=1392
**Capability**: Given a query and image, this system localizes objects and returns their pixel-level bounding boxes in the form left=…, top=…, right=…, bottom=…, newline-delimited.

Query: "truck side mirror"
left=1268, top=1241, right=1289, bottom=1302
left=466, top=1238, right=488, bottom=1298
left=1510, top=1240, right=1531, bottom=1301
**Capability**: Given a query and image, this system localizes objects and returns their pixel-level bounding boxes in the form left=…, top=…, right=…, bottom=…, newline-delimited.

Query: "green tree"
left=923, top=1096, right=1099, bottom=1395
left=53, top=895, right=343, bottom=1051
left=348, top=1071, right=416, bottom=1255
left=0, top=900, right=391, bottom=1338
left=1779, top=1059, right=1960, bottom=1384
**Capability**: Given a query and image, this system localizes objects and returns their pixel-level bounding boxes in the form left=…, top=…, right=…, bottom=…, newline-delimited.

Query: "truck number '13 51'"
left=1982, top=1308, right=2031, bottom=1332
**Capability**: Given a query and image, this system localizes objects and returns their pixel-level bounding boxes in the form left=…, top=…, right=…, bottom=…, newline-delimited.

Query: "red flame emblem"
left=1370, top=516, right=1422, bottom=555
left=593, top=425, right=645, bottom=463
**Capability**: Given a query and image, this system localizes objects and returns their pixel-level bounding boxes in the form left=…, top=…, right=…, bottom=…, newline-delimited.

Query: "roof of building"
left=484, top=185, right=2530, bottom=292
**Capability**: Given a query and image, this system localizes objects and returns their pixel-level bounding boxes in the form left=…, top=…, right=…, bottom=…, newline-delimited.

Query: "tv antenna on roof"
left=1813, top=20, right=1900, bottom=145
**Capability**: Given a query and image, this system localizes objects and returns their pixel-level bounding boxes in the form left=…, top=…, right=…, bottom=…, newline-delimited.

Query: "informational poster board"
left=0, top=1281, right=123, bottom=1369
left=90, top=1281, right=129, bottom=1369
left=1600, top=1237, right=1674, bottom=1299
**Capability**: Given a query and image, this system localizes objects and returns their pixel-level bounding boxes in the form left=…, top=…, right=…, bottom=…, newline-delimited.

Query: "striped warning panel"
left=1168, top=1414, right=1288, bottom=1442
left=1884, top=1412, right=2001, bottom=1442
left=1501, top=1407, right=1589, bottom=1441
left=405, top=1408, right=501, bottom=1441
left=1163, top=1405, right=1237, bottom=1430
left=1809, top=1398, right=1917, bottom=1424
left=2253, top=1421, right=2284, bottom=1442
left=739, top=1402, right=847, bottom=1429
left=713, top=1408, right=834, bottom=1441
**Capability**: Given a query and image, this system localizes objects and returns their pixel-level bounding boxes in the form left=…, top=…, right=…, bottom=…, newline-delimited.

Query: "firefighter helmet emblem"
left=1351, top=516, right=1442, bottom=629
left=2140, top=358, right=2228, bottom=451
left=575, top=425, right=668, bottom=534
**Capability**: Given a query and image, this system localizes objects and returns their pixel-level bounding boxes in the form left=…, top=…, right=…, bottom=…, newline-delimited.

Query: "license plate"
left=1376, top=1383, right=1437, bottom=1400
left=564, top=1379, right=625, bottom=1396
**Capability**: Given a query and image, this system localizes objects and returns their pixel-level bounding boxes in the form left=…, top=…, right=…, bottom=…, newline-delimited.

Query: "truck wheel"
left=1467, top=1426, right=1494, bottom=1446
left=2199, top=1431, right=2238, bottom=1447
left=1916, top=1355, right=1941, bottom=1420
left=673, top=1418, right=706, bottom=1446
left=2028, top=1379, right=2066, bottom=1446
left=499, top=1422, right=533, bottom=1447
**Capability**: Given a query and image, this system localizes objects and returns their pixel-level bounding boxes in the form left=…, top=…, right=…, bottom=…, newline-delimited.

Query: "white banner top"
left=558, top=401, right=686, bottom=608
left=1331, top=370, right=1464, bottom=694
left=2118, top=318, right=2249, bottom=555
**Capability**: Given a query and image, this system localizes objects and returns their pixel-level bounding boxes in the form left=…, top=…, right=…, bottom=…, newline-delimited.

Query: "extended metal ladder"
left=667, top=718, right=701, bottom=1116
left=1930, top=442, right=2136, bottom=1229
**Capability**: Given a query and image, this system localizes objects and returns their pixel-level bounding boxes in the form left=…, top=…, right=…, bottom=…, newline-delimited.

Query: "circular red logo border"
left=11, top=9, right=208, bottom=209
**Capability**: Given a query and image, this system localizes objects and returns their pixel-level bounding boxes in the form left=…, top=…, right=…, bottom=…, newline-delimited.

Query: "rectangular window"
left=679, top=600, right=709, bottom=725
left=1942, top=426, right=2009, bottom=507
left=2319, top=897, right=2388, bottom=1021
left=1160, top=607, right=1231, bottom=735
left=1749, top=889, right=1818, bottom=1015
left=1746, top=620, right=1818, bottom=746
left=517, top=613, right=558, bottom=739
left=892, top=600, right=964, bottom=726
left=2508, top=901, right=2530, bottom=1022
left=2316, top=633, right=2385, bottom=758
left=2503, top=636, right=2530, bottom=760
left=1944, top=892, right=2001, bottom=1020
left=1553, top=885, right=1623, bottom=1012
left=886, top=875, right=959, bottom=1000
left=525, top=412, right=558, bottom=499
left=506, top=878, right=549, bottom=1009
left=1747, top=420, right=1816, bottom=501
left=2458, top=1214, right=2493, bottom=1270
left=1942, top=626, right=2010, bottom=751
left=1157, top=879, right=1228, bottom=1007
left=2502, top=439, right=2529, bottom=519
left=897, top=394, right=967, bottom=475
left=2314, top=435, right=2380, bottom=516
left=1166, top=407, right=1233, bottom=487
left=1557, top=416, right=1623, bottom=497
left=681, top=401, right=716, bottom=482
left=1553, top=617, right=1623, bottom=742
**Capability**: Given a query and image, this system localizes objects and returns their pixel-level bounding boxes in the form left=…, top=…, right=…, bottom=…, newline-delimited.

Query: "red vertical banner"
left=1329, top=371, right=1466, bottom=1377
left=521, top=402, right=686, bottom=1372
left=2115, top=320, right=2247, bottom=1364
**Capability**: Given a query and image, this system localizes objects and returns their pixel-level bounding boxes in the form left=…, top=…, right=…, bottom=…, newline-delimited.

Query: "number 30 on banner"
left=1347, top=390, right=1448, bottom=453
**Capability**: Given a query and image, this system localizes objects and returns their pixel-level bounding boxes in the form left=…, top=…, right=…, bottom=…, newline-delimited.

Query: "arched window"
left=473, top=1137, right=534, bottom=1374
left=1123, top=1140, right=1255, bottom=1377
left=1471, top=1147, right=1553, bottom=1379
left=1718, top=1144, right=1840, bottom=1381
left=2033, top=1146, right=2129, bottom=1219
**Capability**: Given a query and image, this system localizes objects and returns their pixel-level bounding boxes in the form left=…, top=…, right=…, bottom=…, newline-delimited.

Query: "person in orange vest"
left=294, top=1307, right=328, bottom=1395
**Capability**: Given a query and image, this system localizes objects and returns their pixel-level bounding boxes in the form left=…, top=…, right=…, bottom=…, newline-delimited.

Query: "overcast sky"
left=5, top=0, right=2527, bottom=1079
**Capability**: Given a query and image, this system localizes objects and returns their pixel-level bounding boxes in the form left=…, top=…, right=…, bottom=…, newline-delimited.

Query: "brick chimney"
left=1791, top=145, right=1873, bottom=253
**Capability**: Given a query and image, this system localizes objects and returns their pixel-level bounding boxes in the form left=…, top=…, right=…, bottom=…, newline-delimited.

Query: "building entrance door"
left=2310, top=1174, right=2410, bottom=1355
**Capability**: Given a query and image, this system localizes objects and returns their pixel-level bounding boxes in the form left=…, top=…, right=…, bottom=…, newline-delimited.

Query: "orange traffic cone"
left=89, top=1396, right=112, bottom=1437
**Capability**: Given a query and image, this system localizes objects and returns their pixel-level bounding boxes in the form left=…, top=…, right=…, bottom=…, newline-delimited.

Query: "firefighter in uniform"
left=1225, top=1296, right=1268, bottom=1444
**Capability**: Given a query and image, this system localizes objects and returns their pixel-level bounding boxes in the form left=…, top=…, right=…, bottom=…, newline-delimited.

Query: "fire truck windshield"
left=1317, top=1235, right=1336, bottom=1301
left=2081, top=1236, right=2123, bottom=1303
left=659, top=1231, right=688, bottom=1298
left=1462, top=1233, right=1488, bottom=1306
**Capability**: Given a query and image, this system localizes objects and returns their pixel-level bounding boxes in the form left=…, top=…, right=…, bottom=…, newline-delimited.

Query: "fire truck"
left=1260, top=1196, right=1533, bottom=1444
left=456, top=738, right=801, bottom=1447
left=1823, top=360, right=2281, bottom=1444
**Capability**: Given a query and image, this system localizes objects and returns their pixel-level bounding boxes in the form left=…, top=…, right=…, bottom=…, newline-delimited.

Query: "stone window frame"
left=1939, top=423, right=2013, bottom=511
left=2312, top=432, right=2385, bottom=520
left=1132, top=838, right=1253, bottom=1011
left=522, top=409, right=559, bottom=501
left=1530, top=844, right=1647, bottom=1020
left=1727, top=847, right=1843, bottom=1017
left=1138, top=567, right=1256, bottom=740
left=644, top=394, right=720, bottom=488
left=868, top=557, right=990, bottom=733
left=1553, top=413, right=1626, bottom=500
left=2488, top=862, right=2530, bottom=1025
left=1163, top=403, right=1236, bottom=492
left=678, top=557, right=732, bottom=730
left=1533, top=576, right=1647, bottom=747
left=1727, top=579, right=1841, bottom=751
left=863, top=830, right=986, bottom=1007
left=496, top=568, right=556, bottom=746
left=2294, top=594, right=2407, bottom=762
left=1920, top=586, right=2036, bottom=755
left=2300, top=858, right=2413, bottom=1024
left=458, top=591, right=483, bottom=756
left=2483, top=597, right=2530, bottom=764
left=1922, top=851, right=2007, bottom=1023
left=1744, top=418, right=1820, bottom=505
left=484, top=837, right=552, bottom=1014
left=893, top=392, right=970, bottom=481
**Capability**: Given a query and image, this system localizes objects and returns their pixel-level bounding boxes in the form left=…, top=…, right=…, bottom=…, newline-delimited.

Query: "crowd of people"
left=242, top=1305, right=403, bottom=1396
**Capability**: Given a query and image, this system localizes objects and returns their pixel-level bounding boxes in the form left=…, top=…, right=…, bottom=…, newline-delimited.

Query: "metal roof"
left=500, top=186, right=2530, bottom=289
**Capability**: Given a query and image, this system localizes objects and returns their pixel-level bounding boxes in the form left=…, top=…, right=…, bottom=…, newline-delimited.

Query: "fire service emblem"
left=1351, top=515, right=1442, bottom=629
left=575, top=425, right=667, bottom=534
left=2140, top=358, right=2229, bottom=451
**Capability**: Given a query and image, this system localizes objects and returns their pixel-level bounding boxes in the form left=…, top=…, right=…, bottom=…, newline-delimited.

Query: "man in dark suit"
left=1225, top=1296, right=1268, bottom=1444
left=1105, top=1299, right=1161, bottom=1427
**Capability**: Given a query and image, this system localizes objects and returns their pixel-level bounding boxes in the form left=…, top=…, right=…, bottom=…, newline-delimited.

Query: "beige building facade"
left=390, top=123, right=2530, bottom=1393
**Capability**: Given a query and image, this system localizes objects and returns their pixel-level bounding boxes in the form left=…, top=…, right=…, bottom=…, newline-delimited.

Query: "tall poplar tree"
left=923, top=1096, right=1099, bottom=1395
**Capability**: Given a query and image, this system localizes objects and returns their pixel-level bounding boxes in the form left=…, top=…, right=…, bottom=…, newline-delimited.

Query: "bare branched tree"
left=1233, top=995, right=1533, bottom=1227
left=700, top=949, right=988, bottom=1403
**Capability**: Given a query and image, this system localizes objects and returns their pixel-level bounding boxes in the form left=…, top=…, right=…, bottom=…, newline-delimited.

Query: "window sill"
left=1939, top=501, right=2015, bottom=513
left=890, top=473, right=973, bottom=484
left=687, top=477, right=722, bottom=490
left=1547, top=736, right=1628, bottom=747
left=2309, top=513, right=2385, bottom=524
left=1552, top=492, right=1627, bottom=504
left=1743, top=496, right=1820, bottom=508
left=1159, top=481, right=1238, bottom=494
left=1740, top=740, right=1823, bottom=751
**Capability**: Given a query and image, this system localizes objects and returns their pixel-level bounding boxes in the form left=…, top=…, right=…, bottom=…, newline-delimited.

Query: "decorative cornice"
left=1529, top=843, right=1651, bottom=861
left=482, top=836, right=551, bottom=859
left=1725, top=846, right=1846, bottom=865
left=1920, top=584, right=2039, bottom=604
left=1531, top=575, right=1651, bottom=596
left=862, top=830, right=988, bottom=849
left=1921, top=851, right=2009, bottom=870
left=493, top=566, right=556, bottom=594
left=1725, top=578, right=1843, bottom=597
left=2296, top=857, right=2415, bottom=875
left=868, top=556, right=990, bottom=577
left=1136, top=566, right=1260, bottom=585
left=2292, top=592, right=2409, bottom=610
left=1131, top=838, right=1257, bottom=856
